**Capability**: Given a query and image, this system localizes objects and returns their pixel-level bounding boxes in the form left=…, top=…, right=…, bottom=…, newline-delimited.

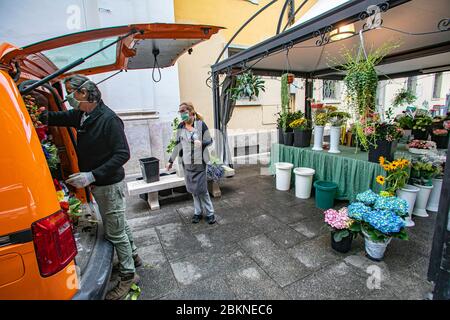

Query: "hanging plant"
left=229, top=71, right=265, bottom=101
left=281, top=73, right=290, bottom=114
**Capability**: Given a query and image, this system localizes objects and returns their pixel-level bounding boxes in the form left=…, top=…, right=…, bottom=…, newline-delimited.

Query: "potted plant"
left=376, top=157, right=416, bottom=227
left=324, top=207, right=360, bottom=253
left=308, top=98, right=324, bottom=110
left=327, top=110, right=350, bottom=154
left=312, top=109, right=328, bottom=151
left=407, top=139, right=437, bottom=155
left=395, top=112, right=414, bottom=140
left=348, top=190, right=408, bottom=261
left=365, top=121, right=403, bottom=163
left=229, top=71, right=265, bottom=101
left=282, top=111, right=303, bottom=146
left=412, top=114, right=433, bottom=140
left=388, top=88, right=416, bottom=121
left=409, top=159, right=441, bottom=217
left=431, top=128, right=449, bottom=149
left=277, top=74, right=293, bottom=145
left=289, top=116, right=311, bottom=148
left=424, top=153, right=447, bottom=212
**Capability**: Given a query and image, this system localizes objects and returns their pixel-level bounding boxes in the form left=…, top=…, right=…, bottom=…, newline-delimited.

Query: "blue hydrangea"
left=374, top=196, right=409, bottom=217
left=347, top=202, right=372, bottom=221
left=356, top=190, right=380, bottom=206
left=364, top=209, right=405, bottom=234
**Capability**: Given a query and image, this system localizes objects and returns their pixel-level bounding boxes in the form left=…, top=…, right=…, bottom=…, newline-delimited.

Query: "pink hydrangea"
left=363, top=126, right=375, bottom=136
left=324, top=207, right=352, bottom=230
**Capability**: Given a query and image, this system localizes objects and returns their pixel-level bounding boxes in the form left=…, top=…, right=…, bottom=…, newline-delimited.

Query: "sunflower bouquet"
left=376, top=157, right=411, bottom=194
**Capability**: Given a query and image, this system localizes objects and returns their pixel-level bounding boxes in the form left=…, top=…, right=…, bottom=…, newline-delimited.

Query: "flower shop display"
left=289, top=117, right=312, bottom=148
left=431, top=128, right=449, bottom=149
left=409, top=159, right=441, bottom=217
left=395, top=112, right=414, bottom=141
left=324, top=207, right=360, bottom=253
left=365, top=121, right=403, bottom=163
left=312, top=109, right=328, bottom=151
left=412, top=114, right=433, bottom=140
left=407, top=139, right=437, bottom=155
left=328, top=111, right=350, bottom=154
left=347, top=190, right=408, bottom=261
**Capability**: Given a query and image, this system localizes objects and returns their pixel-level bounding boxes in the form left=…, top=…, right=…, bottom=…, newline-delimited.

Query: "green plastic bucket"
left=313, top=181, right=337, bottom=210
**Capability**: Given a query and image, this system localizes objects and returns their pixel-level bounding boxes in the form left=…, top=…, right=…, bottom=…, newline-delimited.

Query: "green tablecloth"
left=270, top=143, right=384, bottom=201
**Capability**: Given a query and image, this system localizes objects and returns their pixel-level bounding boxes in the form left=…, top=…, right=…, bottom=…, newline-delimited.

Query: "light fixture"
left=329, top=23, right=355, bottom=42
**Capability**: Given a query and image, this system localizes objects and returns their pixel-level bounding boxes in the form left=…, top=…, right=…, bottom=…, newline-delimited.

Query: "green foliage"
left=392, top=88, right=417, bottom=108
left=362, top=222, right=408, bottom=242
left=281, top=73, right=290, bottom=114
left=333, top=230, right=350, bottom=242
left=410, top=160, right=441, bottom=186
left=313, top=110, right=328, bottom=126
left=229, top=71, right=265, bottom=101
left=166, top=117, right=180, bottom=154
left=396, top=114, right=414, bottom=130
left=328, top=111, right=350, bottom=126
left=413, top=115, right=433, bottom=132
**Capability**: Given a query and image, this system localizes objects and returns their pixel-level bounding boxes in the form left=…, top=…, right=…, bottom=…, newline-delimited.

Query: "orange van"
left=0, top=23, right=221, bottom=299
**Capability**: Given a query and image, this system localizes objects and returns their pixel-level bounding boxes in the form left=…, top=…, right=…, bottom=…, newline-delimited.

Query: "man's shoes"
left=192, top=215, right=202, bottom=224
left=106, top=273, right=140, bottom=300
left=206, top=215, right=216, bottom=225
left=132, top=254, right=143, bottom=268
left=112, top=254, right=143, bottom=272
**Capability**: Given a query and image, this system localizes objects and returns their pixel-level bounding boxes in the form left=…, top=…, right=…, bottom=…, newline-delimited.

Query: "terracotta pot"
left=287, top=73, right=295, bottom=84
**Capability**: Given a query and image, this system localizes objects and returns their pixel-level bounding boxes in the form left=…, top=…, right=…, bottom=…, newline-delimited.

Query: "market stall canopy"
left=212, top=0, right=449, bottom=80
left=0, top=23, right=223, bottom=78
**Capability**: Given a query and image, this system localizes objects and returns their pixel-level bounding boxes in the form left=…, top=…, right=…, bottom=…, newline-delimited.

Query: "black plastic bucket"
left=139, top=157, right=160, bottom=183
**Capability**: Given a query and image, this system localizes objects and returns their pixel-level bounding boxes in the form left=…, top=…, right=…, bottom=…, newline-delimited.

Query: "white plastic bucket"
left=413, top=184, right=433, bottom=217
left=426, top=178, right=443, bottom=212
left=396, top=184, right=420, bottom=227
left=275, top=162, right=294, bottom=191
left=293, top=167, right=315, bottom=199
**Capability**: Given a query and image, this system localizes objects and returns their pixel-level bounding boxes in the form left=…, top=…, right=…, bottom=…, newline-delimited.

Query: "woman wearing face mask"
left=166, top=102, right=216, bottom=224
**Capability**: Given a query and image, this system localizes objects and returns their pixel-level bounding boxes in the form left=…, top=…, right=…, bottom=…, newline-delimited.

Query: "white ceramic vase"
left=312, top=125, right=324, bottom=151
left=396, top=184, right=420, bottom=227
left=413, top=184, right=433, bottom=217
left=426, top=178, right=443, bottom=212
left=293, top=167, right=315, bottom=199
left=328, top=126, right=341, bottom=154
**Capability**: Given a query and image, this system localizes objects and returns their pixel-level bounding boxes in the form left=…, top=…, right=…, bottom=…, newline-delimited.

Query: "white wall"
left=0, top=0, right=180, bottom=120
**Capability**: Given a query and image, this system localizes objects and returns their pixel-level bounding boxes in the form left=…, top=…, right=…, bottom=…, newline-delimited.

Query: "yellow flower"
left=379, top=156, right=385, bottom=165
left=376, top=175, right=386, bottom=185
left=402, top=159, right=410, bottom=166
left=390, top=163, right=397, bottom=170
left=56, top=190, right=65, bottom=201
left=383, top=164, right=391, bottom=171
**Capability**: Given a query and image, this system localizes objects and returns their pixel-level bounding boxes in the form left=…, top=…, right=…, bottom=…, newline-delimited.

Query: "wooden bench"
left=127, top=166, right=235, bottom=211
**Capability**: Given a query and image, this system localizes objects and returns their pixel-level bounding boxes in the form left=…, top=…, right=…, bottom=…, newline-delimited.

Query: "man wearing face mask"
left=39, top=74, right=142, bottom=300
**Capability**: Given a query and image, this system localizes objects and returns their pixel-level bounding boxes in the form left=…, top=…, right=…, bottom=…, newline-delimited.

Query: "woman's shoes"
left=206, top=215, right=216, bottom=224
left=192, top=215, right=202, bottom=223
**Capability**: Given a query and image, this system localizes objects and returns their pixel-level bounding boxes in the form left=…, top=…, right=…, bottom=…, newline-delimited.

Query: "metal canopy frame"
left=211, top=0, right=450, bottom=299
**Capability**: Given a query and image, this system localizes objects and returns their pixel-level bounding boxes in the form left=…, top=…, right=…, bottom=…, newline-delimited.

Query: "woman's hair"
left=180, top=102, right=204, bottom=121
left=64, top=74, right=101, bottom=103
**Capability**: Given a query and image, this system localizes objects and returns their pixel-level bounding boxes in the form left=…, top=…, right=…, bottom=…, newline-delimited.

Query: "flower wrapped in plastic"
left=374, top=196, right=409, bottom=217
left=207, top=163, right=225, bottom=182
left=356, top=190, right=379, bottom=206
left=347, top=202, right=372, bottom=221
left=363, top=209, right=405, bottom=234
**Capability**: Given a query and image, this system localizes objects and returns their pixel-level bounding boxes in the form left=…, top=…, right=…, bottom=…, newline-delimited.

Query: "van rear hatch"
left=0, top=23, right=223, bottom=79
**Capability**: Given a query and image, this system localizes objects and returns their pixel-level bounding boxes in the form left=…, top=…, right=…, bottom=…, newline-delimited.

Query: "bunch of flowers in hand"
left=324, top=207, right=360, bottom=242
left=348, top=189, right=408, bottom=242
left=376, top=157, right=411, bottom=194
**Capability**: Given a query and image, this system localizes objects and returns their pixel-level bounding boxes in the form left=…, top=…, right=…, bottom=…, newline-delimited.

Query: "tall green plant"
left=229, top=71, right=265, bottom=101
left=281, top=73, right=290, bottom=114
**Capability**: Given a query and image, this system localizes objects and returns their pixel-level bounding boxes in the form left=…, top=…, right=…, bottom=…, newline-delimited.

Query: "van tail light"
left=31, top=211, right=77, bottom=277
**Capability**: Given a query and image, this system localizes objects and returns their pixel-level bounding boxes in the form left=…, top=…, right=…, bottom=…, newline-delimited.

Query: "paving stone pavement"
left=108, top=165, right=437, bottom=300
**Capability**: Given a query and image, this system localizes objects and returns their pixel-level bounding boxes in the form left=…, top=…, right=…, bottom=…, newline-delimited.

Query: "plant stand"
left=312, top=125, right=324, bottom=151
left=328, top=126, right=341, bottom=154
left=396, top=184, right=420, bottom=227
left=413, top=184, right=433, bottom=217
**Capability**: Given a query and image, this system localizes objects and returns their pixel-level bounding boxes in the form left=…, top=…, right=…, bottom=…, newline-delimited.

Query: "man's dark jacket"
left=42, top=100, right=130, bottom=186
